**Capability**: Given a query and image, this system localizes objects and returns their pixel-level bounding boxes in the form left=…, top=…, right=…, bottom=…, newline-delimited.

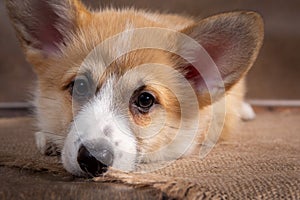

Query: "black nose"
left=77, top=145, right=113, bottom=177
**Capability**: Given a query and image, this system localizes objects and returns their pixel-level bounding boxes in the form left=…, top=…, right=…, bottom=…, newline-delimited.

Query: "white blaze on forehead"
left=113, top=22, right=135, bottom=61
left=62, top=76, right=137, bottom=175
left=72, top=22, right=135, bottom=78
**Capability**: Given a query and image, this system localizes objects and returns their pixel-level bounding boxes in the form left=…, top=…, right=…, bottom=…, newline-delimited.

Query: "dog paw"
left=240, top=102, right=256, bottom=121
left=35, top=132, right=63, bottom=156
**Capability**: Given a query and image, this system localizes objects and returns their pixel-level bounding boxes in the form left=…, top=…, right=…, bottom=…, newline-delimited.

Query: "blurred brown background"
left=1, top=0, right=300, bottom=103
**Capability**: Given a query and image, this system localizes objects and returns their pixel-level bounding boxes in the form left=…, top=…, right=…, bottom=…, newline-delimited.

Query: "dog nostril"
left=77, top=145, right=112, bottom=177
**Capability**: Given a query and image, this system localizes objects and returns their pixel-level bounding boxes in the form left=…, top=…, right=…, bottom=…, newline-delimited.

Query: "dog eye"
left=70, top=76, right=93, bottom=102
left=136, top=92, right=155, bottom=112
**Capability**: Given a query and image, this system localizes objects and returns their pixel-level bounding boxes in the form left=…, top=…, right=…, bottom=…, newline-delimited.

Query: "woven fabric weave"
left=0, top=109, right=299, bottom=199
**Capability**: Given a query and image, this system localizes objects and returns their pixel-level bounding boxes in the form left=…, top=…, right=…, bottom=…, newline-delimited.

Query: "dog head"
left=6, top=0, right=263, bottom=176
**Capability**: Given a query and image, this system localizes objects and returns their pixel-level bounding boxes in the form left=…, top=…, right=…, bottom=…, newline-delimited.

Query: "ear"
left=177, top=12, right=264, bottom=105
left=6, top=0, right=88, bottom=57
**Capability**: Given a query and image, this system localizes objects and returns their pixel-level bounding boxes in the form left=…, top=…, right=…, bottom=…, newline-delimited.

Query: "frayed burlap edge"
left=96, top=169, right=227, bottom=200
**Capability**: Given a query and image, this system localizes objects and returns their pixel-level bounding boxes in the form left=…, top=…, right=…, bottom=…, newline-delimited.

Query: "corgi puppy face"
left=6, top=0, right=263, bottom=176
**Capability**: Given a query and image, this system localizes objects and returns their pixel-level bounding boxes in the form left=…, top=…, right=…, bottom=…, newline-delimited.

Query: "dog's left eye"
left=136, top=92, right=155, bottom=113
left=69, top=76, right=93, bottom=102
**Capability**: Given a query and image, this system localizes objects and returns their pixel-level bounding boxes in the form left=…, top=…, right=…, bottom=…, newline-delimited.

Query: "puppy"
left=6, top=0, right=263, bottom=176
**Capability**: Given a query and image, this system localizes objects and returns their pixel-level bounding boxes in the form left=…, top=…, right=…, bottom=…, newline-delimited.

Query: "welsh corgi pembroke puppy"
left=6, top=0, right=263, bottom=176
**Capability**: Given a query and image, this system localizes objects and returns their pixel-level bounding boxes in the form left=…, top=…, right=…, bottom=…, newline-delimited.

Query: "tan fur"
left=6, top=0, right=263, bottom=167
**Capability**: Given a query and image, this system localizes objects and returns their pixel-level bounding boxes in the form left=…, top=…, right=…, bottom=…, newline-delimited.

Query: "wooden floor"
left=0, top=167, right=165, bottom=200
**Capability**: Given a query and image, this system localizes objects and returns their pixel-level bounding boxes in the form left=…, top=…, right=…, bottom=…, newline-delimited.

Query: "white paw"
left=35, top=132, right=63, bottom=156
left=35, top=132, right=47, bottom=154
left=240, top=102, right=256, bottom=121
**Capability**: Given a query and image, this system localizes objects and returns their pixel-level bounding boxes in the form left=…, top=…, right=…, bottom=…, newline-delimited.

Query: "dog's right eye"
left=69, top=76, right=93, bottom=102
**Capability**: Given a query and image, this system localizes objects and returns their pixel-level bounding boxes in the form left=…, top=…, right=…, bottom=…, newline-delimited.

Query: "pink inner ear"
left=201, top=36, right=233, bottom=75
left=185, top=64, right=200, bottom=80
left=184, top=64, right=207, bottom=91
left=184, top=37, right=233, bottom=84
left=37, top=23, right=64, bottom=53
left=182, top=39, right=232, bottom=94
left=30, top=1, right=67, bottom=54
left=203, top=43, right=226, bottom=66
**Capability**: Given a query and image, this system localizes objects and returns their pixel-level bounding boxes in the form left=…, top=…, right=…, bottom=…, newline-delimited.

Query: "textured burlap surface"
left=0, top=108, right=299, bottom=199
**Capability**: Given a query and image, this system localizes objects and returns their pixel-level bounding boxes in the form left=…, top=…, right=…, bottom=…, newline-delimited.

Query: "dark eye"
left=136, top=92, right=155, bottom=112
left=69, top=76, right=92, bottom=102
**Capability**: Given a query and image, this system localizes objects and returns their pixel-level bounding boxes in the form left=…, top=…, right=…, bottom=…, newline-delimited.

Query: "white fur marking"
left=35, top=132, right=47, bottom=154
left=62, top=77, right=137, bottom=175
left=114, top=22, right=134, bottom=59
left=240, top=102, right=256, bottom=121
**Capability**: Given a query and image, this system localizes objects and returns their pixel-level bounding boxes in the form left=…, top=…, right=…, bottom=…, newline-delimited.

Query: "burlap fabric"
left=0, top=108, right=299, bottom=199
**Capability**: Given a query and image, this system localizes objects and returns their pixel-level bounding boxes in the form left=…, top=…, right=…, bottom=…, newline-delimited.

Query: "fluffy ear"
left=177, top=12, right=264, bottom=105
left=6, top=0, right=87, bottom=57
